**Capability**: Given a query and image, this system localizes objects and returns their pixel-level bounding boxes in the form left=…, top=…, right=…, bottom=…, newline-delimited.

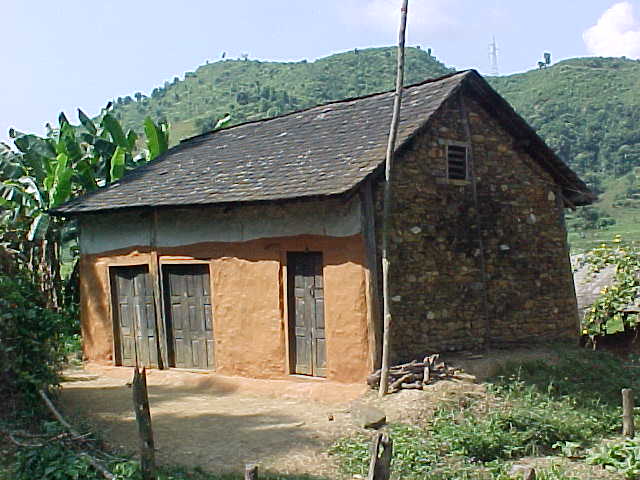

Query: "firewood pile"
left=367, top=354, right=459, bottom=393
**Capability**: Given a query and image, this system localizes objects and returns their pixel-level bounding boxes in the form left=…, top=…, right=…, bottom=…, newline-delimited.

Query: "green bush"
left=0, top=272, right=71, bottom=412
left=587, top=437, right=640, bottom=479
left=13, top=444, right=97, bottom=480
left=581, top=237, right=640, bottom=341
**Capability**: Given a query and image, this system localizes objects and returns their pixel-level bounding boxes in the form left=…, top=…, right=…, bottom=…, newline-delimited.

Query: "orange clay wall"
left=79, top=234, right=372, bottom=384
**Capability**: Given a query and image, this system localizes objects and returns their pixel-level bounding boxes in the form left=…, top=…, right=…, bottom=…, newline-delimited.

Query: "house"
left=53, top=70, right=594, bottom=384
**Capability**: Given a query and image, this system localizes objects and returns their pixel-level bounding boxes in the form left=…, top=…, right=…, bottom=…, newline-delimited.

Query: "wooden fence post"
left=367, top=432, right=393, bottom=480
left=132, top=367, right=156, bottom=480
left=244, top=463, right=259, bottom=480
left=622, top=388, right=635, bottom=437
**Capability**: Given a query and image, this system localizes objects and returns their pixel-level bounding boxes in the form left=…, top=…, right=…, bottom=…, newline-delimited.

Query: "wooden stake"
left=244, top=463, right=259, bottom=480
left=622, top=388, right=635, bottom=437
left=379, top=0, right=409, bottom=398
left=367, top=432, right=393, bottom=480
left=132, top=367, right=156, bottom=480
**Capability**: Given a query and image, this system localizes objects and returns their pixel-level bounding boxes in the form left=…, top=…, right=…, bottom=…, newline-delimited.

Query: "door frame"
left=285, top=251, right=326, bottom=378
left=159, top=258, right=215, bottom=370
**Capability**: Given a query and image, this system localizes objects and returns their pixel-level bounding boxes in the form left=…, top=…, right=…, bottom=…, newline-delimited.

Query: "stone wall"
left=373, top=92, right=578, bottom=362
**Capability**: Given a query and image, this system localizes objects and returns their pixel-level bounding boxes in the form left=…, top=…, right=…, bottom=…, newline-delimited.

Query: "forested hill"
left=111, top=49, right=640, bottom=187
left=110, top=47, right=453, bottom=140
left=491, top=57, right=640, bottom=187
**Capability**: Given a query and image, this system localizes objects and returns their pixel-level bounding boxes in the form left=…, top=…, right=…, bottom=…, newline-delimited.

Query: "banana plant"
left=1, top=106, right=169, bottom=308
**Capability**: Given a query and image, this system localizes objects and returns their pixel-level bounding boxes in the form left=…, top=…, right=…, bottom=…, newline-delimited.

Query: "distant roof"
left=53, top=70, right=593, bottom=215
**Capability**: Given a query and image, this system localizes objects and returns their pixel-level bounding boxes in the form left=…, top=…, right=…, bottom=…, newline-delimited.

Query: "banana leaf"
left=27, top=213, right=50, bottom=241
left=110, top=146, right=126, bottom=182
left=78, top=108, right=97, bottom=135
left=102, top=114, right=128, bottom=150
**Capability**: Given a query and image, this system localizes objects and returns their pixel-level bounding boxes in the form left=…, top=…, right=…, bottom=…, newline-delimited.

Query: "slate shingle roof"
left=53, top=70, right=593, bottom=215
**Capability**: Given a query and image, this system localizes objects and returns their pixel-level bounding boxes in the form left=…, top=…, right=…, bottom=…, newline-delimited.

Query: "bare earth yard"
left=60, top=366, right=370, bottom=478
left=60, top=363, right=488, bottom=478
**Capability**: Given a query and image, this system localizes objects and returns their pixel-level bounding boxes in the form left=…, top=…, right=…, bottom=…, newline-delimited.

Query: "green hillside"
left=110, top=49, right=640, bottom=251
left=489, top=57, right=640, bottom=250
left=490, top=57, right=640, bottom=187
left=110, top=47, right=453, bottom=141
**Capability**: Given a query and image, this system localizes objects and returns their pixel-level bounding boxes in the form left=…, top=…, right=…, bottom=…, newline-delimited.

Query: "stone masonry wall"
left=373, top=92, right=578, bottom=363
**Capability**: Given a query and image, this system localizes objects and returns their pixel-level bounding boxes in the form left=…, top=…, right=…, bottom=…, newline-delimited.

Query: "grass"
left=568, top=172, right=640, bottom=253
left=330, top=346, right=637, bottom=479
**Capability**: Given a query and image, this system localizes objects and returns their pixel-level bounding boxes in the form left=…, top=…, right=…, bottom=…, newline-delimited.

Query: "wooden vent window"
left=447, top=145, right=468, bottom=180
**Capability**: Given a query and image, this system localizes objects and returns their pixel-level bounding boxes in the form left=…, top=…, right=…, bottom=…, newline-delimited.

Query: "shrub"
left=587, top=437, right=640, bottom=479
left=581, top=237, right=640, bottom=342
left=0, top=272, right=71, bottom=413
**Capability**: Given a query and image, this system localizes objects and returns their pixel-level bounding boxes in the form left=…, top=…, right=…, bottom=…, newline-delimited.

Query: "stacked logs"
left=367, top=354, right=457, bottom=393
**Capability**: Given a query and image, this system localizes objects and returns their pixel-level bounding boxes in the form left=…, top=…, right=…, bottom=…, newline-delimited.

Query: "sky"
left=2, top=0, right=639, bottom=144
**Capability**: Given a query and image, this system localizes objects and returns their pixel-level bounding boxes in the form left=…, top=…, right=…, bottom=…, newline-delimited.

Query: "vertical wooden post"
left=132, top=367, right=156, bottom=480
left=244, top=464, right=259, bottom=480
left=367, top=432, right=393, bottom=480
left=622, top=388, right=635, bottom=437
left=379, top=0, right=409, bottom=398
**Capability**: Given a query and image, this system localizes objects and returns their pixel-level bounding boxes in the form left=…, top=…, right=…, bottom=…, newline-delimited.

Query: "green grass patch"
left=330, top=347, right=637, bottom=479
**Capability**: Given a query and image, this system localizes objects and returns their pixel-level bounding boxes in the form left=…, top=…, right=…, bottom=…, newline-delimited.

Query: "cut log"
left=400, top=382, right=423, bottom=390
left=390, top=373, right=414, bottom=391
left=423, top=356, right=430, bottom=385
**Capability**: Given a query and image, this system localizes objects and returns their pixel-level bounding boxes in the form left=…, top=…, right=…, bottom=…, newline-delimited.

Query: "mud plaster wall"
left=79, top=200, right=371, bottom=384
left=373, top=93, right=578, bottom=362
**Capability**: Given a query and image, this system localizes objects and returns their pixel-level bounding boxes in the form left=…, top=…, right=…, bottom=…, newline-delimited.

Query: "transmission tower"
left=488, top=36, right=499, bottom=76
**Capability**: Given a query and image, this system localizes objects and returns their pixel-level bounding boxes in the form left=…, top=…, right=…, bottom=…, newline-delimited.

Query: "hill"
left=110, top=47, right=453, bottom=141
left=110, top=49, right=640, bottom=251
left=489, top=57, right=640, bottom=250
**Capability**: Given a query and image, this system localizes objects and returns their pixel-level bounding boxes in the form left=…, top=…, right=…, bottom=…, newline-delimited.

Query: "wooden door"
left=110, top=265, right=159, bottom=367
left=163, top=264, right=214, bottom=369
left=288, top=252, right=326, bottom=377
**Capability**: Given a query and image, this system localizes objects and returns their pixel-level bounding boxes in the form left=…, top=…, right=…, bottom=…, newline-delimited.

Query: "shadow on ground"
left=60, top=374, right=355, bottom=478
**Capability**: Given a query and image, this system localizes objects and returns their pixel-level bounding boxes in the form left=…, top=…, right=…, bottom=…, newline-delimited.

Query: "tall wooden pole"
left=379, top=0, right=409, bottom=398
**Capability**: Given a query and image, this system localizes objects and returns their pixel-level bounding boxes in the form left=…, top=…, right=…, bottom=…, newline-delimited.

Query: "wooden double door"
left=110, top=263, right=214, bottom=370
left=288, top=252, right=327, bottom=377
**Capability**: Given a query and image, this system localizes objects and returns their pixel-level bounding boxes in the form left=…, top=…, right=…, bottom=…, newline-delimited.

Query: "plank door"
left=162, top=264, right=214, bottom=370
left=287, top=252, right=326, bottom=377
left=110, top=265, right=159, bottom=368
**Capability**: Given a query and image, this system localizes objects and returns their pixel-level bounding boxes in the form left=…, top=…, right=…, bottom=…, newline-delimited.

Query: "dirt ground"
left=58, top=349, right=566, bottom=478
left=60, top=363, right=489, bottom=478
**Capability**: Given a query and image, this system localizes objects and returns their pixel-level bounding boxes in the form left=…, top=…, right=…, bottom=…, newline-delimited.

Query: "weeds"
left=587, top=437, right=640, bottom=479
left=330, top=346, right=635, bottom=479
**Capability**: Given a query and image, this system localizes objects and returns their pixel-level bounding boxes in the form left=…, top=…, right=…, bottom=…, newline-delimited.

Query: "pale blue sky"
left=2, top=1, right=637, bottom=143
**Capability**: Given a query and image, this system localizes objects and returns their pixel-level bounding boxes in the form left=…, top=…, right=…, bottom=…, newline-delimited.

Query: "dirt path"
left=60, top=367, right=369, bottom=477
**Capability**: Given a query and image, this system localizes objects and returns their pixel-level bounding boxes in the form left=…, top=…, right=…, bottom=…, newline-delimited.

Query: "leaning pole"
left=379, top=0, right=409, bottom=398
